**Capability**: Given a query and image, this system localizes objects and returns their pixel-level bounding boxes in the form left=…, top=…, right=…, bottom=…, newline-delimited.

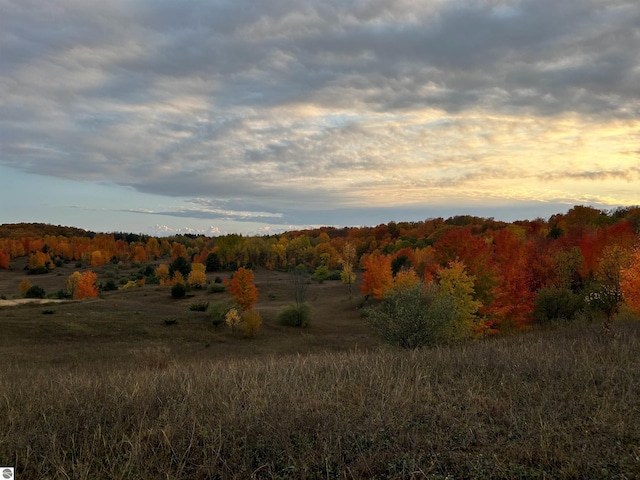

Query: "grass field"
left=1, top=263, right=639, bottom=478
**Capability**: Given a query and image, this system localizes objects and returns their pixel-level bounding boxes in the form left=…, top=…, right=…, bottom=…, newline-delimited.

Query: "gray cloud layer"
left=1, top=0, right=639, bottom=226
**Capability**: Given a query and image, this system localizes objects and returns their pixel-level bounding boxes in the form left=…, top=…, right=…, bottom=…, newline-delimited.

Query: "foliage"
left=437, top=261, right=482, bottom=340
left=360, top=255, right=393, bottom=300
left=19, top=278, right=32, bottom=297
left=225, top=308, right=241, bottom=332
left=207, top=300, right=235, bottom=329
left=340, top=242, right=357, bottom=297
left=242, top=310, right=262, bottom=337
left=170, top=283, right=187, bottom=299
left=313, top=265, right=330, bottom=282
left=228, top=267, right=258, bottom=311
left=169, top=256, right=191, bottom=278
left=277, top=302, right=312, bottom=327
left=187, top=263, right=207, bottom=289
left=205, top=252, right=221, bottom=272
left=366, top=283, right=457, bottom=348
left=387, top=268, right=421, bottom=296
left=65, top=271, right=99, bottom=299
left=621, top=248, right=640, bottom=315
left=0, top=251, right=10, bottom=269
left=534, top=287, right=584, bottom=324
left=24, top=285, right=46, bottom=299
left=189, top=301, right=209, bottom=312
left=207, top=283, right=226, bottom=293
left=28, top=251, right=53, bottom=274
left=156, top=264, right=170, bottom=285
left=101, top=279, right=118, bottom=292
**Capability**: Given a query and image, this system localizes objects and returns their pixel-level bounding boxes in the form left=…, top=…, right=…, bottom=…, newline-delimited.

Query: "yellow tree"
left=340, top=242, right=357, bottom=298
left=67, top=271, right=83, bottom=297
left=437, top=261, right=482, bottom=341
left=156, top=264, right=171, bottom=285
left=19, top=278, right=32, bottom=296
left=188, top=262, right=207, bottom=289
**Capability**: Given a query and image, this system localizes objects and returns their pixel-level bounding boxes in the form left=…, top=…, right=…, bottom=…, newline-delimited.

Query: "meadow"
left=1, top=261, right=639, bottom=478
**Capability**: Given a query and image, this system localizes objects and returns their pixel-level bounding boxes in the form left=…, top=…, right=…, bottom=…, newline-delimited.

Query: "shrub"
left=277, top=303, right=311, bottom=327
left=19, top=278, right=32, bottom=297
left=101, top=279, right=118, bottom=291
left=207, top=300, right=235, bottom=329
left=214, top=276, right=223, bottom=284
left=28, top=265, right=49, bottom=275
left=225, top=308, right=241, bottom=332
left=327, top=270, right=342, bottom=281
left=242, top=310, right=262, bottom=337
left=25, top=285, right=46, bottom=299
left=533, top=287, right=584, bottom=325
left=366, top=283, right=456, bottom=349
left=189, top=301, right=210, bottom=312
left=54, top=289, right=72, bottom=300
left=207, top=283, right=226, bottom=293
left=171, top=283, right=187, bottom=299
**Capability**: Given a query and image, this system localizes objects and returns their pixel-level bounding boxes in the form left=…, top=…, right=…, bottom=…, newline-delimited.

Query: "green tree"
left=366, top=283, right=456, bottom=349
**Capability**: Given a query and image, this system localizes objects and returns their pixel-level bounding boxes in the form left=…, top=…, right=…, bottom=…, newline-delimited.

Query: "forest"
left=2, top=204, right=640, bottom=341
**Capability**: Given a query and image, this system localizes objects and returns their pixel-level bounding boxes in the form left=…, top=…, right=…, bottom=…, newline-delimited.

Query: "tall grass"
left=1, top=323, right=640, bottom=478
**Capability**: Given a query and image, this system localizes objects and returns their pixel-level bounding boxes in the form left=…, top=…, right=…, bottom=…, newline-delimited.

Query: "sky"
left=1, top=0, right=639, bottom=236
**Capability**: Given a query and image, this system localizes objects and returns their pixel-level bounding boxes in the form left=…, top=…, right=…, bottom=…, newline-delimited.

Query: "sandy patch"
left=0, top=299, right=68, bottom=307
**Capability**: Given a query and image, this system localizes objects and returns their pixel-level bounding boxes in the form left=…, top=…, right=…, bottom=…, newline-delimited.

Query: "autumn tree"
left=437, top=261, right=482, bottom=341
left=229, top=267, right=258, bottom=311
left=340, top=242, right=357, bottom=298
left=28, top=251, right=52, bottom=274
left=0, top=252, right=10, bottom=269
left=19, top=278, right=32, bottom=297
left=71, top=271, right=99, bottom=299
left=155, top=264, right=171, bottom=285
left=621, top=248, right=640, bottom=316
left=361, top=255, right=393, bottom=300
left=587, top=245, right=629, bottom=333
left=188, top=262, right=207, bottom=289
left=242, top=309, right=262, bottom=337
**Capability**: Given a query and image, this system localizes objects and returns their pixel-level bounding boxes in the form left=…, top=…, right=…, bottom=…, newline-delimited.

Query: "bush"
left=313, top=265, right=330, bottom=283
left=189, top=301, right=210, bottom=312
left=54, top=289, right=72, bottom=299
left=242, top=310, right=262, bottom=337
left=208, top=283, right=226, bottom=293
left=207, top=300, right=235, bottom=329
left=534, top=287, right=584, bottom=325
left=25, top=285, right=46, bottom=299
left=101, top=279, right=118, bottom=292
left=27, top=266, right=49, bottom=275
left=171, top=283, right=187, bottom=299
left=277, top=303, right=311, bottom=327
left=365, top=283, right=456, bottom=349
left=327, top=271, right=342, bottom=281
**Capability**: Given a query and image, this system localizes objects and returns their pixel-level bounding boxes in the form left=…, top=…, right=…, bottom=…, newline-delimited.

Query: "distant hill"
left=0, top=222, right=96, bottom=240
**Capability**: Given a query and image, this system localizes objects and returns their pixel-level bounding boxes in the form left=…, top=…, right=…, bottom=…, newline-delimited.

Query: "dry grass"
left=1, top=322, right=639, bottom=479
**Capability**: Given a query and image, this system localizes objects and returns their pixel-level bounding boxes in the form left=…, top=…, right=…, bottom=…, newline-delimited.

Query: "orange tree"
left=228, top=267, right=258, bottom=311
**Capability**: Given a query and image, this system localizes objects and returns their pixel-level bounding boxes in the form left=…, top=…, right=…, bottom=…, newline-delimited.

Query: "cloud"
left=1, top=0, right=639, bottom=225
